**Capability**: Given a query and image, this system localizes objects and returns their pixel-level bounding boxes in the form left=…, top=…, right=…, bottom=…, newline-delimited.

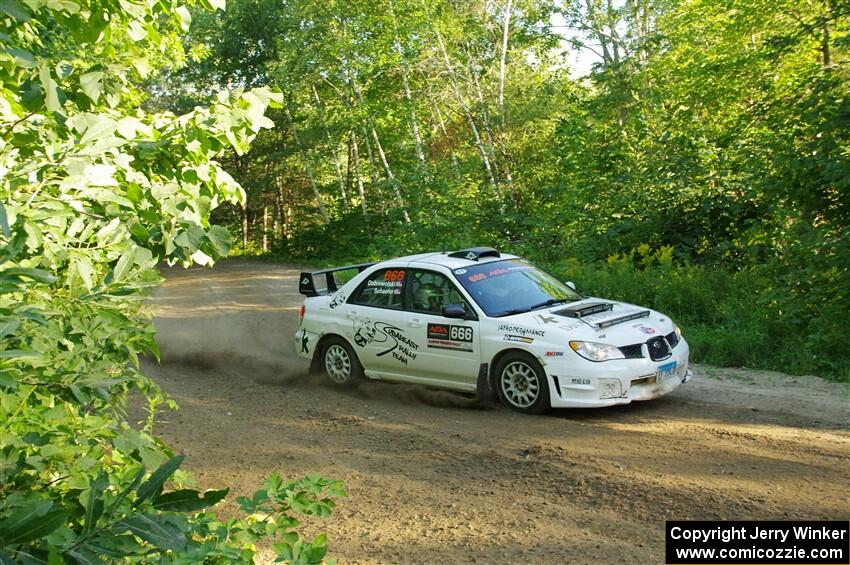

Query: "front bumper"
left=546, top=341, right=692, bottom=408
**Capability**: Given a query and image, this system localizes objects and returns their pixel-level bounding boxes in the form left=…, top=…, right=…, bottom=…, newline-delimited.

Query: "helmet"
left=414, top=283, right=445, bottom=312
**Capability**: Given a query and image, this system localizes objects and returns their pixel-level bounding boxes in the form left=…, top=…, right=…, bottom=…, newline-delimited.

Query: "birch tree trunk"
left=350, top=130, right=368, bottom=216
left=388, top=1, right=428, bottom=176
left=350, top=75, right=411, bottom=223
left=498, top=0, right=512, bottom=124
left=421, top=79, right=462, bottom=179
left=284, top=105, right=329, bottom=223
left=312, top=84, right=349, bottom=207
left=262, top=203, right=268, bottom=252
left=399, top=61, right=428, bottom=176
left=241, top=202, right=248, bottom=249
left=370, top=125, right=411, bottom=223
left=429, top=14, right=500, bottom=196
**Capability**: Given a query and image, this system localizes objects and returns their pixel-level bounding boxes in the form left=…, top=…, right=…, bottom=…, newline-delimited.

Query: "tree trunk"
left=350, top=130, right=368, bottom=216
left=312, top=84, right=349, bottom=206
left=422, top=81, right=462, bottom=179
left=284, top=105, right=329, bottom=223
left=429, top=15, right=500, bottom=196
left=241, top=202, right=248, bottom=249
left=389, top=0, right=428, bottom=177
left=370, top=125, right=411, bottom=223
left=399, top=61, right=428, bottom=176
left=262, top=204, right=268, bottom=252
left=498, top=0, right=512, bottom=125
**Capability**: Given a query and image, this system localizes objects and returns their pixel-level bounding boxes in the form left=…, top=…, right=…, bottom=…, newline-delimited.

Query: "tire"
left=320, top=336, right=364, bottom=387
left=494, top=352, right=551, bottom=414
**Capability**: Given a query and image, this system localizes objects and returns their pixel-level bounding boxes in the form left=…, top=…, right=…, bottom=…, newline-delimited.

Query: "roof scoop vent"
left=447, top=247, right=501, bottom=261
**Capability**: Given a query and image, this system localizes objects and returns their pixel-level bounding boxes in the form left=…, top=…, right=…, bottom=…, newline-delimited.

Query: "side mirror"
left=442, top=303, right=467, bottom=319
left=564, top=281, right=577, bottom=291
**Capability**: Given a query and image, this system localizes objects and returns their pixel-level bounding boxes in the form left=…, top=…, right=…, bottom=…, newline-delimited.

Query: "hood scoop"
left=555, top=302, right=613, bottom=318
left=554, top=302, right=650, bottom=329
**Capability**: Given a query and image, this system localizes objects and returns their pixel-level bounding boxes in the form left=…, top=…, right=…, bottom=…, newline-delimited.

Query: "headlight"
left=674, top=324, right=682, bottom=338
left=569, top=341, right=625, bottom=362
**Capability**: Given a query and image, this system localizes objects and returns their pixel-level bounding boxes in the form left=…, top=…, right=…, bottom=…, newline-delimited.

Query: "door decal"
left=353, top=320, right=419, bottom=365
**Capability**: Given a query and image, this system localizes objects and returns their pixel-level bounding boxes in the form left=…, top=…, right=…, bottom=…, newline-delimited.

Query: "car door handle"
left=408, top=318, right=423, bottom=328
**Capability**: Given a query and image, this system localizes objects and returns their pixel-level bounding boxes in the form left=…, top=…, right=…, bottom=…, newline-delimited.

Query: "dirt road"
left=140, top=260, right=850, bottom=564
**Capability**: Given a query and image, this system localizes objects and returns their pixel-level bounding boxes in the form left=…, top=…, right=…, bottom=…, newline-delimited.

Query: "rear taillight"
left=299, top=305, right=305, bottom=321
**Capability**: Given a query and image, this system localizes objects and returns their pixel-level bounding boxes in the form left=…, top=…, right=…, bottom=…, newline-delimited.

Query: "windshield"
left=452, top=258, right=582, bottom=317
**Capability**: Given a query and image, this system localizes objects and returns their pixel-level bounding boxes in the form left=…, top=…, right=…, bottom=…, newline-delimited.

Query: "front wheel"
left=321, top=336, right=363, bottom=387
left=494, top=352, right=551, bottom=414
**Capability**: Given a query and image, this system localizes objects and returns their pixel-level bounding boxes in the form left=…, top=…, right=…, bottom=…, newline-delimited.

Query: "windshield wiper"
left=493, top=308, right=527, bottom=317
left=527, top=298, right=570, bottom=311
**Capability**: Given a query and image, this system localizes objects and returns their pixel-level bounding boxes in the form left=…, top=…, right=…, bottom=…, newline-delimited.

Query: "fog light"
left=599, top=378, right=623, bottom=399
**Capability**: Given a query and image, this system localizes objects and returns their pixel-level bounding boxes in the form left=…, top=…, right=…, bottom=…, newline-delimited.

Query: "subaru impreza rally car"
left=295, top=247, right=692, bottom=414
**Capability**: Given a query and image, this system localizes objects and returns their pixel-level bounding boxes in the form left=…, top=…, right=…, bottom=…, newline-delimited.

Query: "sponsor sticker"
left=497, top=324, right=545, bottom=337
left=503, top=334, right=534, bottom=344
left=454, top=268, right=467, bottom=275
left=545, top=351, right=564, bottom=357
left=427, top=323, right=474, bottom=351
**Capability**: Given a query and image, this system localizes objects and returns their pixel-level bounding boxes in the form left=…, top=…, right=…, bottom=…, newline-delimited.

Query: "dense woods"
left=151, top=0, right=850, bottom=379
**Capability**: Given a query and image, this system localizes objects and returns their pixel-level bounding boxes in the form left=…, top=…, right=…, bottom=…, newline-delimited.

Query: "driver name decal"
left=427, top=323, right=474, bottom=351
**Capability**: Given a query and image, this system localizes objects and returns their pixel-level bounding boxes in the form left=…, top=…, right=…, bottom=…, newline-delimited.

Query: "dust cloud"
left=150, top=261, right=489, bottom=409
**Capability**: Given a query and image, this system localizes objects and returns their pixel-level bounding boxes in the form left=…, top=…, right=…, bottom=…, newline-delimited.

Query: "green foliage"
left=1, top=0, right=341, bottom=559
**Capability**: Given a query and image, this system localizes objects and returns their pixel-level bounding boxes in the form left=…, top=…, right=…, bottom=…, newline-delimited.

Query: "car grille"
left=666, top=331, right=679, bottom=349
left=647, top=336, right=672, bottom=361
left=618, top=344, right=644, bottom=359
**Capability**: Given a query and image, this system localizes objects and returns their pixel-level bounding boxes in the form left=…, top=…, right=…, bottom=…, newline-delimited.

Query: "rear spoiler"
left=299, top=263, right=375, bottom=297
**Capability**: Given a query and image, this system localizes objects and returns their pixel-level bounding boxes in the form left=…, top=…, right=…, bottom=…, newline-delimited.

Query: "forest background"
left=153, top=0, right=850, bottom=381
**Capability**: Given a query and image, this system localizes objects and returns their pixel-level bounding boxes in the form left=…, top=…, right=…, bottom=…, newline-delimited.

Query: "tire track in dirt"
left=137, top=259, right=850, bottom=565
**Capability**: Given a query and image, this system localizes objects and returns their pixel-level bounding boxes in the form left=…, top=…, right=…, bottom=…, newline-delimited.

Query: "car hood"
left=495, top=298, right=675, bottom=346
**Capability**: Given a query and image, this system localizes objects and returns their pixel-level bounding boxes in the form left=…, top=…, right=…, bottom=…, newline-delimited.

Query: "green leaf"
left=127, top=20, right=147, bottom=41
left=135, top=455, right=184, bottom=505
left=0, top=0, right=30, bottom=21
left=54, top=61, right=73, bottom=79
left=0, top=500, right=68, bottom=545
left=0, top=202, right=9, bottom=237
left=175, top=5, right=191, bottom=31
left=113, top=514, right=187, bottom=551
left=4, top=47, right=36, bottom=68
left=113, top=249, right=134, bottom=282
left=45, top=0, right=80, bottom=13
left=206, top=225, right=231, bottom=256
left=83, top=473, right=108, bottom=534
left=0, top=267, right=57, bottom=284
left=38, top=65, right=61, bottom=112
left=80, top=72, right=104, bottom=102
left=0, top=317, right=20, bottom=340
left=152, top=488, right=228, bottom=512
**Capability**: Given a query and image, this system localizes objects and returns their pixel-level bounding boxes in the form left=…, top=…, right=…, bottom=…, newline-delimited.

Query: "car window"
left=349, top=268, right=406, bottom=310
left=452, top=258, right=582, bottom=317
left=408, top=270, right=472, bottom=316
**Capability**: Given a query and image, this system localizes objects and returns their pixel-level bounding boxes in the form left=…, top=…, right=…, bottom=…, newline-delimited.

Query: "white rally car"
left=295, top=247, right=691, bottom=414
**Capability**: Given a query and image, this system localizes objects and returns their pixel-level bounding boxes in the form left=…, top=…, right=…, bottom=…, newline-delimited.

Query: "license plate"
left=657, top=361, right=677, bottom=381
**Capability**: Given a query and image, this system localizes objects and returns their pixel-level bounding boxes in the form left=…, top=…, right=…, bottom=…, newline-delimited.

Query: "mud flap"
left=476, top=363, right=495, bottom=400
left=308, top=335, right=324, bottom=374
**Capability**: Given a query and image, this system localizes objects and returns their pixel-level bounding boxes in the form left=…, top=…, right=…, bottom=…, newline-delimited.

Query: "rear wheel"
left=494, top=352, right=551, bottom=414
left=321, top=336, right=363, bottom=387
